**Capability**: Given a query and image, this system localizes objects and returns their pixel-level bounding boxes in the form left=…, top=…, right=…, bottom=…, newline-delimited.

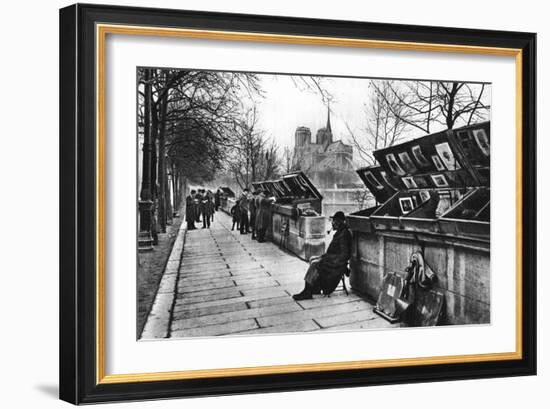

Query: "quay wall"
left=349, top=227, right=490, bottom=325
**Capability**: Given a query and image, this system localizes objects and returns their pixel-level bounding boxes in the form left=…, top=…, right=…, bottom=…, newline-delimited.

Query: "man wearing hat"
left=292, top=211, right=352, bottom=300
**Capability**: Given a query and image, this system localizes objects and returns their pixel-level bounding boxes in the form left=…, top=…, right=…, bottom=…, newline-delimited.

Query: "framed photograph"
left=419, top=190, right=431, bottom=203
left=435, top=142, right=462, bottom=170
left=398, top=151, right=418, bottom=173
left=431, top=154, right=446, bottom=171
left=411, top=145, right=431, bottom=167
left=431, top=174, right=450, bottom=188
left=401, top=176, right=418, bottom=189
left=365, top=171, right=384, bottom=190
left=385, top=153, right=406, bottom=175
left=473, top=129, right=491, bottom=156
left=399, top=197, right=414, bottom=213
left=59, top=3, right=536, bottom=405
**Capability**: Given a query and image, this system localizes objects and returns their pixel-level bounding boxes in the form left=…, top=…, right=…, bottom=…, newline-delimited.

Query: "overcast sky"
left=244, top=74, right=491, bottom=167
left=249, top=74, right=369, bottom=153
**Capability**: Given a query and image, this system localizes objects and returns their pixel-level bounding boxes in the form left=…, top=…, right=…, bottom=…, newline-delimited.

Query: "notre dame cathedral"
left=291, top=108, right=360, bottom=189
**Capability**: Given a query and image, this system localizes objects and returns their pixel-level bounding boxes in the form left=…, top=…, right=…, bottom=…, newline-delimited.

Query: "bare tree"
left=290, top=75, right=334, bottom=105
left=372, top=80, right=490, bottom=135
left=138, top=68, right=263, bottom=232
left=282, top=146, right=293, bottom=174
left=346, top=80, right=408, bottom=166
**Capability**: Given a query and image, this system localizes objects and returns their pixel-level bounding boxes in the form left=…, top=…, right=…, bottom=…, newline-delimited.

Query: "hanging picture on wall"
left=59, top=4, right=535, bottom=404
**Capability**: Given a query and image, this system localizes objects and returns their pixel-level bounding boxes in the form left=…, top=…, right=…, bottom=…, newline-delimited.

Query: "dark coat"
left=238, top=195, right=249, bottom=212
left=256, top=197, right=273, bottom=230
left=200, top=197, right=214, bottom=217
left=185, top=195, right=196, bottom=221
left=230, top=204, right=240, bottom=222
left=317, top=227, right=353, bottom=294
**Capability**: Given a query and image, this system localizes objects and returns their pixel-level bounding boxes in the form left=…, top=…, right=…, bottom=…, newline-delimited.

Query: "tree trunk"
left=157, top=94, right=168, bottom=233
left=139, top=69, right=153, bottom=232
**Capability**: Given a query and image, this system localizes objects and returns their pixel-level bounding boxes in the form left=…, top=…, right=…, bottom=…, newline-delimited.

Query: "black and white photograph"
left=431, top=173, right=450, bottom=187
left=398, top=197, right=414, bottom=213
left=411, top=145, right=431, bottom=167
left=401, top=176, right=417, bottom=189
left=435, top=141, right=462, bottom=170
left=473, top=128, right=491, bottom=156
left=136, top=67, right=492, bottom=340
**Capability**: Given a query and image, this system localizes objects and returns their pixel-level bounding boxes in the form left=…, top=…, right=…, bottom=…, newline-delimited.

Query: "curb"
left=141, top=221, right=187, bottom=339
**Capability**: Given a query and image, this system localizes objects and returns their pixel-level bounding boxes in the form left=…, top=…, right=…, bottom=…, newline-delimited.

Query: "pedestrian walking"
left=194, top=190, right=203, bottom=222
left=200, top=194, right=214, bottom=229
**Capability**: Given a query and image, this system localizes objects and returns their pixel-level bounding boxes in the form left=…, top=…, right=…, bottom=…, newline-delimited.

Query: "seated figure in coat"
left=292, top=211, right=352, bottom=300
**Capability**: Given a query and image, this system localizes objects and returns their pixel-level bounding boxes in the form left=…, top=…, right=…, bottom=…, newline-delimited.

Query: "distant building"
left=292, top=107, right=359, bottom=189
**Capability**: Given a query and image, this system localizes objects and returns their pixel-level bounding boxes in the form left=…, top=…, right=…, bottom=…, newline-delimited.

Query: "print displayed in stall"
left=380, top=170, right=397, bottom=190
left=435, top=142, right=461, bottom=170
left=473, top=129, right=490, bottom=156
left=431, top=174, right=450, bottom=187
left=386, top=153, right=406, bottom=176
left=365, top=171, right=384, bottom=190
left=402, top=176, right=418, bottom=189
left=431, top=154, right=446, bottom=171
left=399, top=197, right=414, bottom=213
left=398, top=151, right=418, bottom=173
left=411, top=145, right=431, bottom=167
left=419, top=190, right=431, bottom=203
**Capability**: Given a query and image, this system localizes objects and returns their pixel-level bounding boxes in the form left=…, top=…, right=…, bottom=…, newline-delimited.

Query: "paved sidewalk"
left=143, top=211, right=397, bottom=339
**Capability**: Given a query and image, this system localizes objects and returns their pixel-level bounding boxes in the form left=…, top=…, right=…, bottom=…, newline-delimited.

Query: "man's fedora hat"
left=330, top=211, right=346, bottom=222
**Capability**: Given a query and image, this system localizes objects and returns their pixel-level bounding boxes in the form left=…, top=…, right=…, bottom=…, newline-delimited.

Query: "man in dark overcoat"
left=214, top=188, right=221, bottom=211
left=200, top=193, right=214, bottom=229
left=249, top=191, right=258, bottom=239
left=185, top=189, right=197, bottom=230
left=292, top=211, right=352, bottom=300
left=256, top=190, right=275, bottom=243
left=194, top=190, right=203, bottom=222
left=239, top=189, right=250, bottom=234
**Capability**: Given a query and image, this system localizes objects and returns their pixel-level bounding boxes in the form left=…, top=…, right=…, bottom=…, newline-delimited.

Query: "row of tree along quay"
left=136, top=66, right=490, bottom=252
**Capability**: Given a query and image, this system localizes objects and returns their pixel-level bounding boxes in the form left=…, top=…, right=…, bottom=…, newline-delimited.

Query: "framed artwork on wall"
left=59, top=3, right=536, bottom=404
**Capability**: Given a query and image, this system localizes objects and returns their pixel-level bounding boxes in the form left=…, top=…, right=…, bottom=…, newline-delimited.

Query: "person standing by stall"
left=214, top=188, right=221, bottom=212
left=194, top=189, right=203, bottom=223
left=185, top=189, right=197, bottom=230
left=249, top=190, right=258, bottom=240
left=256, top=190, right=275, bottom=243
left=239, top=189, right=250, bottom=234
left=292, top=211, right=352, bottom=300
left=230, top=202, right=240, bottom=231
left=200, top=193, right=214, bottom=229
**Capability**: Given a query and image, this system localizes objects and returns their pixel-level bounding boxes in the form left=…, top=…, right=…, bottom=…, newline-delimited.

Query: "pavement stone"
left=142, top=210, right=399, bottom=340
